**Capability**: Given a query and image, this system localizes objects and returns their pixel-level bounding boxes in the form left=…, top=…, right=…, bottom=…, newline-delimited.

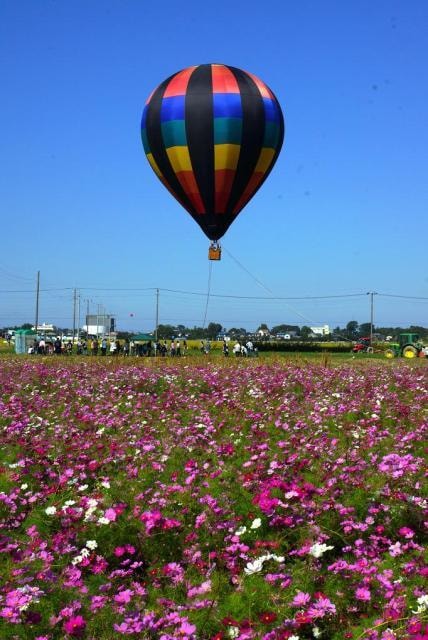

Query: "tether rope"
left=202, top=259, right=213, bottom=329
left=222, top=245, right=315, bottom=324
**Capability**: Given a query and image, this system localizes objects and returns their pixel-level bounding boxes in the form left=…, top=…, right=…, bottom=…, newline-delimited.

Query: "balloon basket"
left=208, top=243, right=221, bottom=261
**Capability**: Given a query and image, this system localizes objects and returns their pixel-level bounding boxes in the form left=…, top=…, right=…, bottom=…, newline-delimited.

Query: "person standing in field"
left=123, top=339, right=130, bottom=356
left=91, top=338, right=99, bottom=356
left=101, top=338, right=107, bottom=356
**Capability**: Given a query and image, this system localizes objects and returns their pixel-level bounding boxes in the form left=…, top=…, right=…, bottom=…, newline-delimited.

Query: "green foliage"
left=255, top=341, right=351, bottom=353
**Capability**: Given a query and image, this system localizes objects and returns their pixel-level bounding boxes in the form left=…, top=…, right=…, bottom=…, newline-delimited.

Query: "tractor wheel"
left=402, top=345, right=418, bottom=359
left=385, top=349, right=396, bottom=359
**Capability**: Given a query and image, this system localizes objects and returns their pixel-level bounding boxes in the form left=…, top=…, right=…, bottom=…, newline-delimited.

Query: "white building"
left=84, top=314, right=115, bottom=337
left=310, top=324, right=331, bottom=336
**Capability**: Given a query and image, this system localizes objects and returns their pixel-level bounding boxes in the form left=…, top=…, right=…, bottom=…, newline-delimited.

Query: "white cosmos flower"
left=235, top=526, right=247, bottom=536
left=62, top=500, right=76, bottom=511
left=250, top=518, right=262, bottom=529
left=86, top=540, right=97, bottom=550
left=272, top=554, right=285, bottom=563
left=412, top=594, right=428, bottom=614
left=45, top=506, right=57, bottom=515
left=309, top=543, right=334, bottom=558
left=98, top=516, right=110, bottom=525
left=244, top=558, right=265, bottom=575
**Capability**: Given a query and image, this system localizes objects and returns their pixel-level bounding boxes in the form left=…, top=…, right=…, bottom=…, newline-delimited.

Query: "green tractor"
left=385, top=333, right=427, bottom=359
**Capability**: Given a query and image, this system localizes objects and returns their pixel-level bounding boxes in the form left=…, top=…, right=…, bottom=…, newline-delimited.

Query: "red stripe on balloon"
left=232, top=172, right=264, bottom=214
left=245, top=71, right=274, bottom=100
left=215, top=169, right=236, bottom=213
left=212, top=65, right=240, bottom=94
left=164, top=66, right=196, bottom=98
left=176, top=171, right=206, bottom=214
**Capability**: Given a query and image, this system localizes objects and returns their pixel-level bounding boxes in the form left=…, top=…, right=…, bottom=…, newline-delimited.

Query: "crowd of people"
left=27, top=337, right=258, bottom=357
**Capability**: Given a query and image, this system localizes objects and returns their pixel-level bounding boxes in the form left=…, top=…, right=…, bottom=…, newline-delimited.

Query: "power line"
left=202, top=261, right=213, bottom=329
left=377, top=293, right=428, bottom=300
left=0, top=286, right=427, bottom=301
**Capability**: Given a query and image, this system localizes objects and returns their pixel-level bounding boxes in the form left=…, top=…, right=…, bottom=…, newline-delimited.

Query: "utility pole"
left=77, top=292, right=80, bottom=341
left=72, top=288, right=77, bottom=344
left=367, top=292, right=378, bottom=346
left=35, top=270, right=40, bottom=333
left=85, top=299, right=90, bottom=338
left=96, top=304, right=100, bottom=339
left=155, top=288, right=159, bottom=341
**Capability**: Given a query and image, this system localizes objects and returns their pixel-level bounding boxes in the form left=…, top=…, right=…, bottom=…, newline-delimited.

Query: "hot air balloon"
left=141, top=64, right=284, bottom=259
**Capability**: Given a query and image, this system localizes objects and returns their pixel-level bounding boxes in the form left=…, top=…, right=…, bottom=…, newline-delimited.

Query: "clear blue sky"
left=1, top=0, right=427, bottom=332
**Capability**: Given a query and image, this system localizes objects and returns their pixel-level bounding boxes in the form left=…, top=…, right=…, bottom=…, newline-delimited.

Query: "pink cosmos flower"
left=179, top=620, right=197, bottom=634
left=114, top=546, right=126, bottom=557
left=114, top=589, right=133, bottom=604
left=308, top=596, right=336, bottom=618
left=291, top=591, right=311, bottom=607
left=104, top=507, right=117, bottom=522
left=187, top=580, right=211, bottom=598
left=63, top=615, right=86, bottom=637
left=90, top=595, right=107, bottom=611
left=355, top=587, right=371, bottom=601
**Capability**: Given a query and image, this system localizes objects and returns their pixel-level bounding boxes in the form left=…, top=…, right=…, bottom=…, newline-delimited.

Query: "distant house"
left=33, top=323, right=55, bottom=333
left=310, top=325, right=331, bottom=337
left=257, top=329, right=270, bottom=338
left=275, top=331, right=298, bottom=340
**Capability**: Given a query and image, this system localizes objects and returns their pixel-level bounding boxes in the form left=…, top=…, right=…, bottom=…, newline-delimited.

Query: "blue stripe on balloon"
left=213, top=93, right=242, bottom=119
left=141, top=105, right=148, bottom=130
left=263, top=98, right=281, bottom=123
left=160, top=96, right=186, bottom=122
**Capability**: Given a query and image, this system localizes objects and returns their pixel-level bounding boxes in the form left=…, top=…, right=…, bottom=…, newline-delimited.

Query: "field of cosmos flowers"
left=0, top=356, right=427, bottom=640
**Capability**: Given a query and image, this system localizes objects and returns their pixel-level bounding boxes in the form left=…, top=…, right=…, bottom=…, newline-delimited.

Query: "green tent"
left=131, top=334, right=154, bottom=342
left=15, top=329, right=37, bottom=354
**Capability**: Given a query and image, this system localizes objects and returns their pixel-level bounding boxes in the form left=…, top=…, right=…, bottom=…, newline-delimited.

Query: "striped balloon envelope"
left=141, top=64, right=284, bottom=242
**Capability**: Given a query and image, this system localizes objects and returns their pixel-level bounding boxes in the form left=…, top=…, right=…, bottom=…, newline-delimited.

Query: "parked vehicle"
left=384, top=333, right=427, bottom=359
left=352, top=337, right=373, bottom=353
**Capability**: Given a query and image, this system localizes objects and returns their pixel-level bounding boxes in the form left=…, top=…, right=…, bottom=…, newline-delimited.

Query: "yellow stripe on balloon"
left=166, top=146, right=193, bottom=173
left=146, top=153, right=163, bottom=179
left=254, top=148, right=275, bottom=173
left=214, top=144, right=240, bottom=170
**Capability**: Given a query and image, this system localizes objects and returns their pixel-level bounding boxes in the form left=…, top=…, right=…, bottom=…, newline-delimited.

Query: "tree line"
left=2, top=321, right=427, bottom=342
